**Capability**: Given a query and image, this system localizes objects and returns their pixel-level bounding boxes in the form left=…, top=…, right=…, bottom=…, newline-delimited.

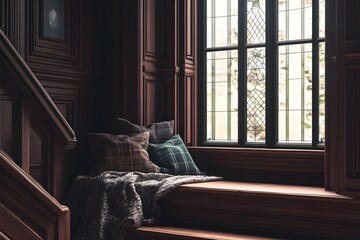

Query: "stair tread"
left=158, top=181, right=360, bottom=239
left=132, top=226, right=280, bottom=240
left=178, top=181, right=350, bottom=199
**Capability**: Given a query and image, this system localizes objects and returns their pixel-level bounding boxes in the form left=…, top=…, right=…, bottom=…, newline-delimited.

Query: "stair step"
left=126, top=226, right=281, bottom=240
left=159, top=181, right=360, bottom=240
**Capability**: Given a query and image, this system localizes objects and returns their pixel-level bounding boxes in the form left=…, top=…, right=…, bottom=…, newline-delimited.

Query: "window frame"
left=198, top=0, right=325, bottom=149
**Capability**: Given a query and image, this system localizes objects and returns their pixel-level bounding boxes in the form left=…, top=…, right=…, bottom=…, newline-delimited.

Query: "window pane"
left=207, top=0, right=238, bottom=48
left=247, top=0, right=266, bottom=44
left=247, top=47, right=266, bottom=142
left=319, top=0, right=325, bottom=38
left=278, top=44, right=312, bottom=142
left=206, top=50, right=238, bottom=141
left=278, top=0, right=312, bottom=41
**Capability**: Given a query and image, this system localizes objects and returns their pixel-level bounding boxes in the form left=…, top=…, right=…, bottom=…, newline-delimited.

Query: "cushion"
left=113, top=118, right=174, bottom=144
left=147, top=135, right=204, bottom=175
left=88, top=131, right=160, bottom=174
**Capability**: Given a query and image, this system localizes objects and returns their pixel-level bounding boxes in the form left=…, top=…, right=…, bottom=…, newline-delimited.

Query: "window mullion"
left=312, top=0, right=320, bottom=147
left=265, top=0, right=278, bottom=147
left=238, top=0, right=247, bottom=146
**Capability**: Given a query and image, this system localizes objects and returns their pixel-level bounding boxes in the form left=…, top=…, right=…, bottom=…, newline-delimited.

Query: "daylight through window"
left=202, top=0, right=325, bottom=147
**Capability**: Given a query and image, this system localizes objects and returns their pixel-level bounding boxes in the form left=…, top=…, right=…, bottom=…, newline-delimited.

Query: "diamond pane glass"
left=247, top=0, right=266, bottom=44
left=278, top=0, right=312, bottom=41
left=207, top=50, right=238, bottom=141
left=247, top=47, right=266, bottom=142
left=278, top=44, right=313, bottom=142
left=207, top=0, right=238, bottom=48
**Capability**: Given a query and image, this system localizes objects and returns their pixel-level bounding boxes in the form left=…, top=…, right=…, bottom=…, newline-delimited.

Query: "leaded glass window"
left=201, top=0, right=325, bottom=147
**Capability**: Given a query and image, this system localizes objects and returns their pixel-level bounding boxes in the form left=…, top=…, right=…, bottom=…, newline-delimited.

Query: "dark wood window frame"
left=198, top=0, right=325, bottom=149
left=192, top=0, right=327, bottom=185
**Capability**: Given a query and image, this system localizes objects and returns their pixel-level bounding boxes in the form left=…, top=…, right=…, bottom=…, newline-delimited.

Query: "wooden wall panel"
left=345, top=0, right=360, bottom=53
left=29, top=126, right=43, bottom=184
left=0, top=0, right=5, bottom=32
left=26, top=0, right=94, bottom=84
left=0, top=89, right=13, bottom=158
left=327, top=0, right=360, bottom=197
left=143, top=0, right=158, bottom=61
left=1, top=0, right=96, bottom=200
left=143, top=76, right=157, bottom=124
left=344, top=67, right=360, bottom=181
left=0, top=0, right=20, bottom=50
left=177, top=0, right=197, bottom=145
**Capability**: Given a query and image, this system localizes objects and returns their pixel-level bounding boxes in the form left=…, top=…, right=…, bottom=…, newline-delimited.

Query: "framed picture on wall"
left=43, top=0, right=65, bottom=40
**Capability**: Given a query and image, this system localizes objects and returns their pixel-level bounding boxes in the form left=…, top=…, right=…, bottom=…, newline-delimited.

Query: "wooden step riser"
left=160, top=189, right=360, bottom=240
left=126, top=226, right=281, bottom=240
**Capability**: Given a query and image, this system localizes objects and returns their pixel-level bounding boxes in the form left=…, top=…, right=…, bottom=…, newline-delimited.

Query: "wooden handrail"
left=0, top=29, right=76, bottom=149
left=0, top=150, right=70, bottom=239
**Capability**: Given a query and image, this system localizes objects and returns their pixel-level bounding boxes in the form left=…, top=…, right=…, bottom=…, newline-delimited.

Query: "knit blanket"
left=66, top=171, right=222, bottom=240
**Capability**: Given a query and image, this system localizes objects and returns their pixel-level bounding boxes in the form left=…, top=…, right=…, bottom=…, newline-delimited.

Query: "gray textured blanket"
left=66, top=171, right=222, bottom=240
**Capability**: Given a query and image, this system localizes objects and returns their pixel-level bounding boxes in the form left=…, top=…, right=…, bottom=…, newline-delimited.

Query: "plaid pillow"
left=147, top=135, right=204, bottom=175
left=89, top=131, right=160, bottom=174
left=113, top=118, right=174, bottom=143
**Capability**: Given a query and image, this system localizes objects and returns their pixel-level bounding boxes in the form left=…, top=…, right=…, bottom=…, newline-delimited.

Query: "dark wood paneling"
left=343, top=67, right=360, bottom=183
left=143, top=0, right=158, bottom=61
left=327, top=0, right=360, bottom=197
left=0, top=89, right=13, bottom=158
left=29, top=126, right=42, bottom=184
left=143, top=75, right=157, bottom=124
left=26, top=0, right=94, bottom=84
left=345, top=0, right=360, bottom=53
left=189, top=147, right=324, bottom=185
left=177, top=0, right=197, bottom=145
left=0, top=0, right=20, bottom=50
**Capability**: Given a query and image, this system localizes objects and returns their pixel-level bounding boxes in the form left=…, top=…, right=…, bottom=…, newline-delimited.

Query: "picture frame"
left=43, top=0, right=65, bottom=40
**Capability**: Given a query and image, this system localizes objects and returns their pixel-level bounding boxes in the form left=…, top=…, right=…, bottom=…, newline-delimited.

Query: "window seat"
left=127, top=180, right=360, bottom=240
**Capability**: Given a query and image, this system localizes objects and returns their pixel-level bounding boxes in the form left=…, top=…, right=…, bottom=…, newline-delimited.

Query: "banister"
left=0, top=29, right=76, bottom=149
left=0, top=150, right=70, bottom=239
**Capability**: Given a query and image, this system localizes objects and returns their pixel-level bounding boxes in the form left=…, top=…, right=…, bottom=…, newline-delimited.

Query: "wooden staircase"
left=126, top=181, right=360, bottom=240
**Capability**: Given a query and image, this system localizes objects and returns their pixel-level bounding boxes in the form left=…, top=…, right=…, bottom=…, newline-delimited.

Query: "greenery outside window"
left=200, top=0, right=325, bottom=148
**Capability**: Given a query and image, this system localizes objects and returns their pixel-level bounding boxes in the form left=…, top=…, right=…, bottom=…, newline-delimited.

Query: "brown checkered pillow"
left=88, top=131, right=160, bottom=174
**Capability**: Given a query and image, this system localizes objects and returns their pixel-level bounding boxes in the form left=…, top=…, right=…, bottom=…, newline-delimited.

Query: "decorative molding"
left=344, top=67, right=360, bottom=178
left=143, top=0, right=159, bottom=62
left=143, top=75, right=157, bottom=124
left=345, top=0, right=360, bottom=42
left=0, top=0, right=5, bottom=31
left=0, top=0, right=20, bottom=50
left=344, top=0, right=360, bottom=54
left=26, top=0, right=94, bottom=83
left=184, top=0, right=195, bottom=64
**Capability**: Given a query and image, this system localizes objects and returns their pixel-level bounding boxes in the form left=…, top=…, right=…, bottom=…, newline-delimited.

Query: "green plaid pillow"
left=147, top=135, right=204, bottom=175
left=89, top=131, right=160, bottom=174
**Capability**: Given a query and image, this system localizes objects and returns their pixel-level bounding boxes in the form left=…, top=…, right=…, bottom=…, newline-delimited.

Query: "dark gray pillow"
left=113, top=118, right=174, bottom=144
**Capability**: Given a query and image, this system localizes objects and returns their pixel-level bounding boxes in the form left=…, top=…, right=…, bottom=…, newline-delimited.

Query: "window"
left=200, top=0, right=325, bottom=148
